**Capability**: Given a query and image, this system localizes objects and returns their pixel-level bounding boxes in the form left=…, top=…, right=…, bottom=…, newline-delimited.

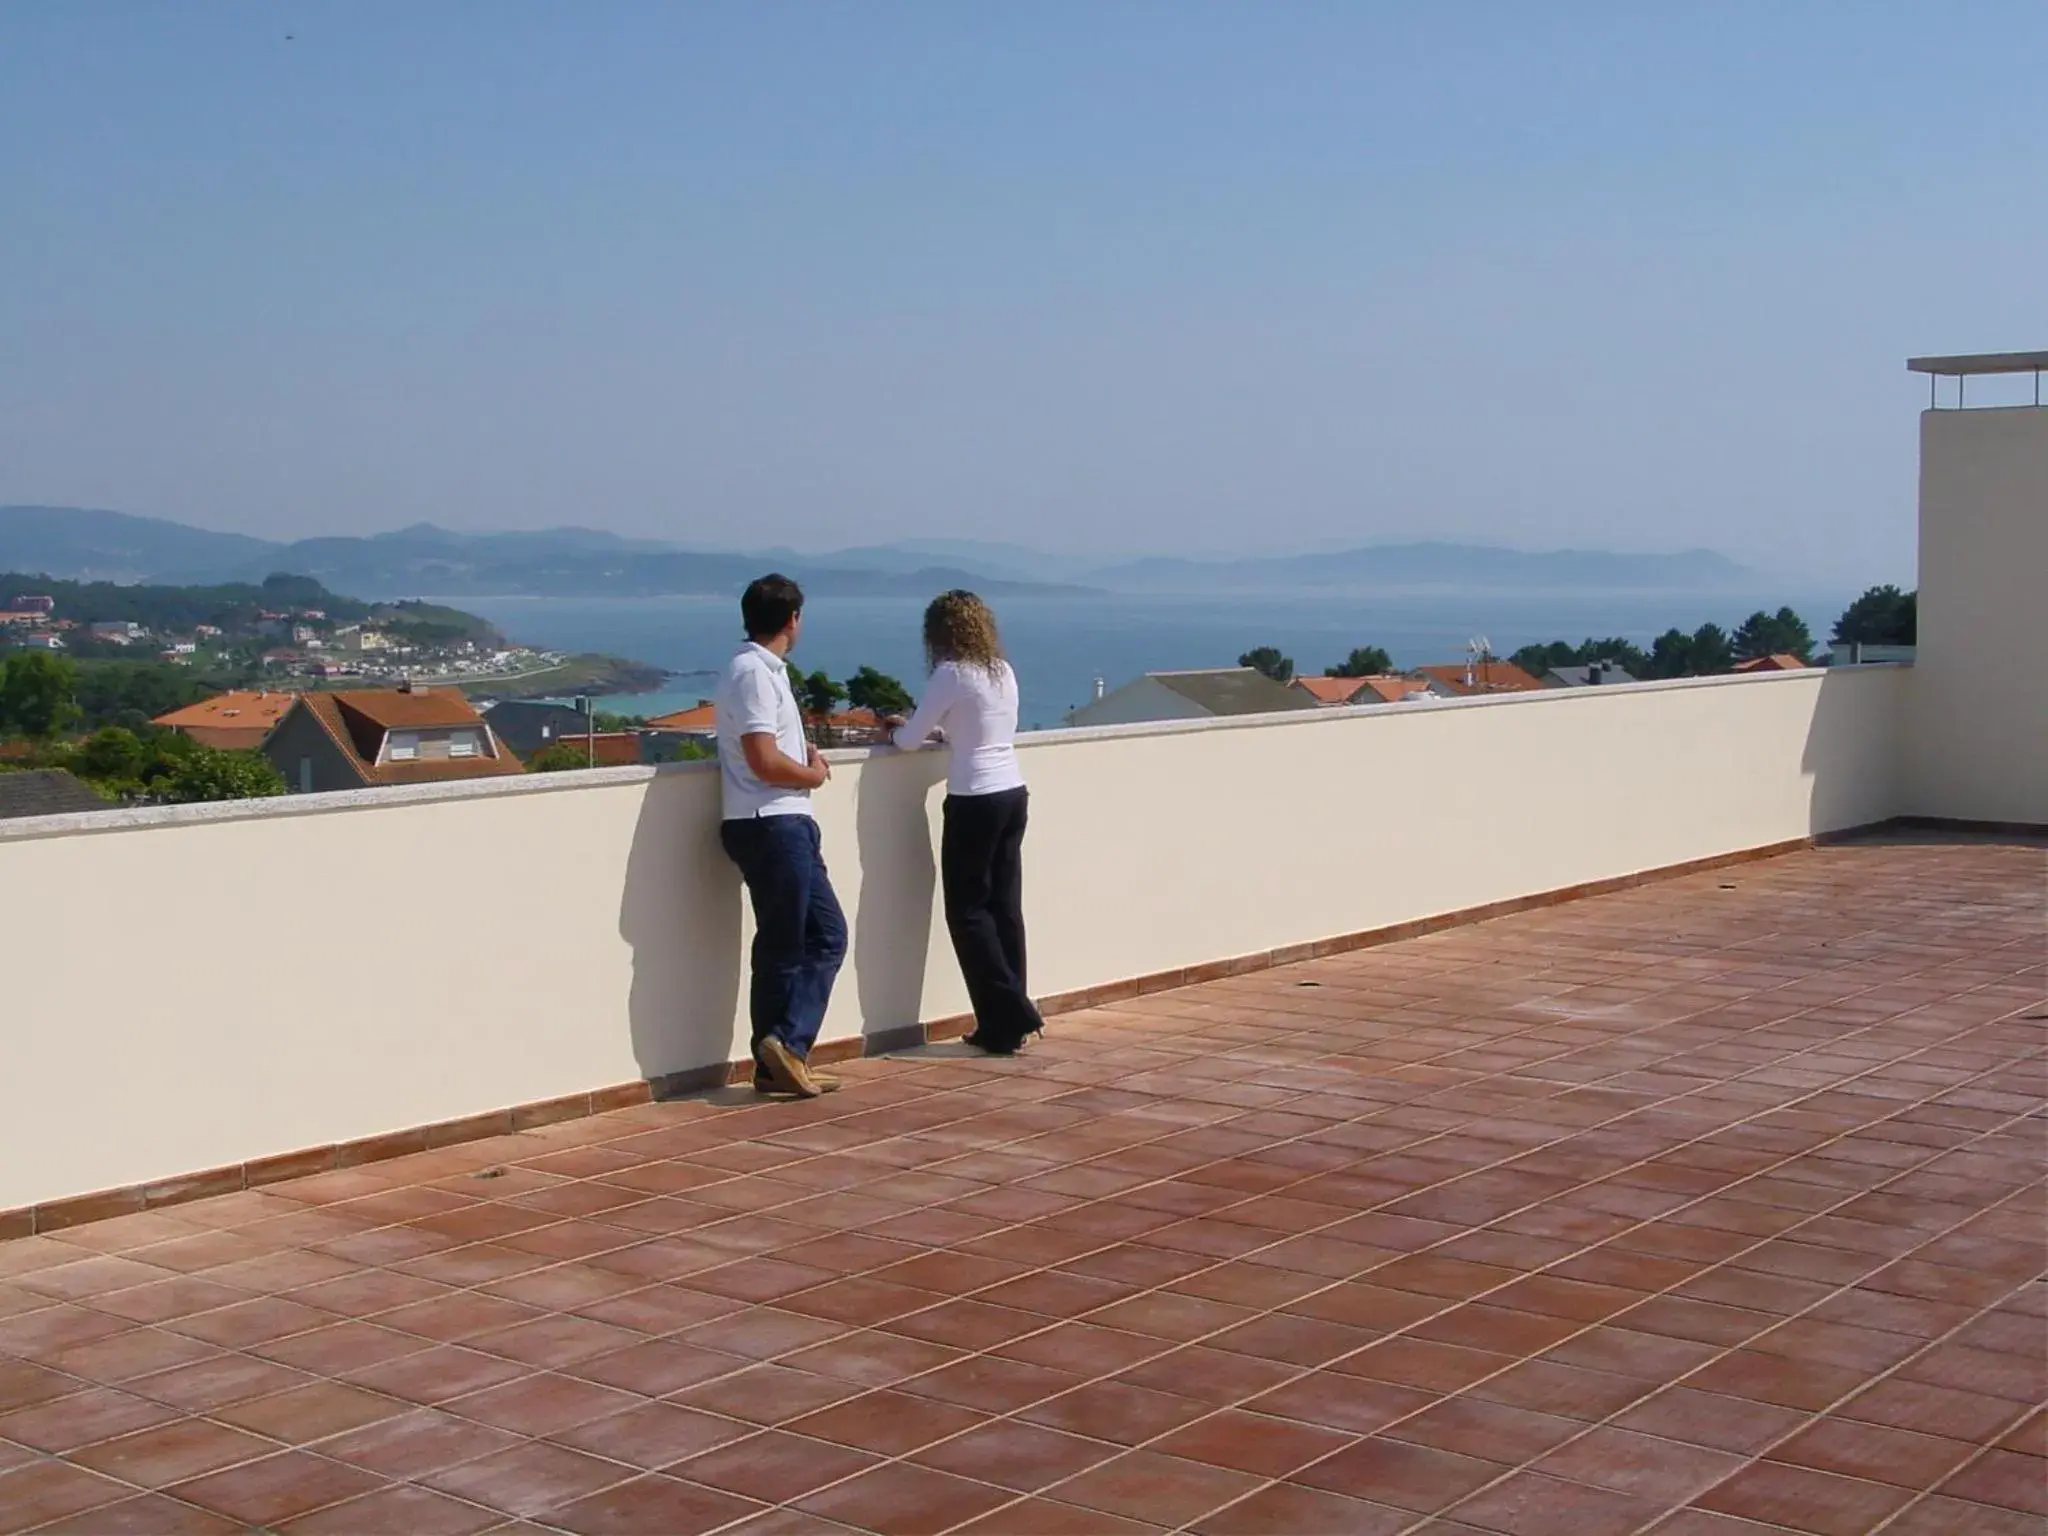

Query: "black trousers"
left=941, top=787, right=1043, bottom=1047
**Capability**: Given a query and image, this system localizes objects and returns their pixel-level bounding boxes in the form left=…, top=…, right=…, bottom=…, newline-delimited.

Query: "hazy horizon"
left=5, top=3, right=2040, bottom=587
left=0, top=502, right=1766, bottom=569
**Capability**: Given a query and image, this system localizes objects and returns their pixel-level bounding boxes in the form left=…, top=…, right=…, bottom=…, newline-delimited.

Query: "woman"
left=885, top=591, right=1044, bottom=1055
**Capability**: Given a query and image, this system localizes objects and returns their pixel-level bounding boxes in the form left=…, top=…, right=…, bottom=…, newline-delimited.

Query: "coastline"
left=458, top=652, right=671, bottom=702
left=443, top=588, right=1859, bottom=731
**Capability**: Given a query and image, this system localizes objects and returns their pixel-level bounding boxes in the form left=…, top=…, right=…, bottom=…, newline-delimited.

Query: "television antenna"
left=1464, top=635, right=1492, bottom=689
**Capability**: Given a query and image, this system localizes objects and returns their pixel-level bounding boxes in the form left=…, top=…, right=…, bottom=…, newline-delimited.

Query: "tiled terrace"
left=1, top=837, right=2042, bottom=1536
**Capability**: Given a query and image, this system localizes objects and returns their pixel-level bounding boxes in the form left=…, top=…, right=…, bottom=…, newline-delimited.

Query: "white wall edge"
left=0, top=661, right=1914, bottom=1212
left=0, top=664, right=1908, bottom=845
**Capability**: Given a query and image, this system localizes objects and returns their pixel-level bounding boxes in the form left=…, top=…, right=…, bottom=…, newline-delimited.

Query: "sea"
left=447, top=588, right=1852, bottom=731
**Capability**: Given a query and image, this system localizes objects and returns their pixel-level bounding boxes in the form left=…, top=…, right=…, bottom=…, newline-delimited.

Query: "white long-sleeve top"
left=891, top=659, right=1026, bottom=797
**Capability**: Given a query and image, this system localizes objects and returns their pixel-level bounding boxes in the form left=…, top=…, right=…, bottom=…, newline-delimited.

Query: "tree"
left=1642, top=629, right=1687, bottom=680
left=0, top=652, right=82, bottom=740
left=1688, top=622, right=1734, bottom=675
left=797, top=670, right=846, bottom=718
left=1832, top=585, right=1916, bottom=646
left=528, top=743, right=590, bottom=773
left=1511, top=637, right=1650, bottom=681
left=1645, top=623, right=1733, bottom=678
left=845, top=665, right=914, bottom=715
left=73, top=726, right=148, bottom=785
left=1642, top=627, right=1710, bottom=679
left=1326, top=646, right=1394, bottom=679
left=259, top=572, right=337, bottom=609
left=1638, top=623, right=1738, bottom=679
left=667, top=738, right=715, bottom=763
left=1576, top=636, right=1651, bottom=676
left=797, top=670, right=847, bottom=743
left=1238, top=647, right=1294, bottom=684
left=0, top=568, right=376, bottom=634
left=1732, top=607, right=1815, bottom=663
left=150, top=746, right=286, bottom=802
left=1510, top=641, right=1577, bottom=680
left=69, top=659, right=218, bottom=731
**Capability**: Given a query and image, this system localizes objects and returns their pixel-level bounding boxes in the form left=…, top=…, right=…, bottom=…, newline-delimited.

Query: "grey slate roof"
left=1546, top=663, right=1639, bottom=687
left=479, top=700, right=589, bottom=756
left=0, top=769, right=109, bottom=821
left=1151, top=668, right=1322, bottom=717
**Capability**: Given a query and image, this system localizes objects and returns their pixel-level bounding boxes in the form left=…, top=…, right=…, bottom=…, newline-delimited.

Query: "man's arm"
left=725, top=665, right=829, bottom=788
left=741, top=731, right=830, bottom=788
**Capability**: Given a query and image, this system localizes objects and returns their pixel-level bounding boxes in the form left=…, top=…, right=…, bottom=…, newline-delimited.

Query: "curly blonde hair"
left=923, top=590, right=1005, bottom=676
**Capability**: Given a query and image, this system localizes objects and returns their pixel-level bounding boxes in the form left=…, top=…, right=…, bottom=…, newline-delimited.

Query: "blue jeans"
left=719, top=814, right=847, bottom=1064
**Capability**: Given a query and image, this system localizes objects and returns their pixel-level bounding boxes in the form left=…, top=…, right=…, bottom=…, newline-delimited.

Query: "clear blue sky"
left=3, top=2, right=2039, bottom=582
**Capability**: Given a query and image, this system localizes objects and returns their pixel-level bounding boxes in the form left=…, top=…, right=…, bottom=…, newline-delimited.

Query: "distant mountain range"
left=0, top=506, right=281, bottom=585
left=1087, top=542, right=1751, bottom=592
left=0, top=508, right=1081, bottom=600
left=0, top=506, right=1754, bottom=600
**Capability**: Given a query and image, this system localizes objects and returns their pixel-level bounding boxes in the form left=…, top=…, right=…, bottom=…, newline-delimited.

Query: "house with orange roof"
left=1289, top=676, right=1373, bottom=706
left=1356, top=675, right=1437, bottom=704
left=645, top=700, right=717, bottom=736
left=1414, top=659, right=1547, bottom=697
left=260, top=684, right=524, bottom=794
left=819, top=706, right=890, bottom=745
left=152, top=691, right=300, bottom=751
left=1291, top=675, right=1434, bottom=706
left=1731, top=653, right=1808, bottom=673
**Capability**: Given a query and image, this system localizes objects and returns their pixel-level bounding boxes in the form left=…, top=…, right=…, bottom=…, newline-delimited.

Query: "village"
left=0, top=586, right=568, bottom=687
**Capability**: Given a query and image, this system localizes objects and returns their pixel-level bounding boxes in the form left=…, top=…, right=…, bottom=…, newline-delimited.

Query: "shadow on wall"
left=1800, top=668, right=1902, bottom=833
left=618, top=766, right=743, bottom=1093
left=854, top=746, right=946, bottom=1050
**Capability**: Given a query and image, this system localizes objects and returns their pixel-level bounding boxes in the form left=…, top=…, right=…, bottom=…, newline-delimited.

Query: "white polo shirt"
left=714, top=642, right=811, bottom=820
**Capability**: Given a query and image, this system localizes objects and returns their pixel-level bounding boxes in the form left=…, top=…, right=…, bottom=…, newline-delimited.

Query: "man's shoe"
left=757, top=1037, right=821, bottom=1098
left=753, top=1063, right=839, bottom=1095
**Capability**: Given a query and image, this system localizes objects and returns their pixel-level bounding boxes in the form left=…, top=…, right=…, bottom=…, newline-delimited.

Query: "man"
left=714, top=574, right=845, bottom=1098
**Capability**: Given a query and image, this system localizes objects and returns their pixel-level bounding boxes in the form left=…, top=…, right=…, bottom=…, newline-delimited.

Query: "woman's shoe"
left=963, top=1030, right=1023, bottom=1056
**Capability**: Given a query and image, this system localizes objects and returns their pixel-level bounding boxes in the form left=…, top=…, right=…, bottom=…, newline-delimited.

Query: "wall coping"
left=0, top=663, right=1907, bottom=844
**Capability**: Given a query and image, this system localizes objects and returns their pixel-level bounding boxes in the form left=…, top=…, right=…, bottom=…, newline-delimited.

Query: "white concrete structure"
left=2, top=667, right=1906, bottom=1216
left=0, top=352, right=2038, bottom=1224
left=1903, top=389, right=2048, bottom=825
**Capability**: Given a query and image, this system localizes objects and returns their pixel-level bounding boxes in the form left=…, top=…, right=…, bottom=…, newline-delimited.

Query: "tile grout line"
left=1002, top=1047, right=2046, bottom=1536
left=639, top=930, right=2043, bottom=1531
left=23, top=926, right=2037, bottom=1527
left=6, top=850, right=2039, bottom=1531
left=1431, top=1171, right=2044, bottom=1536
left=23, top=998, right=2039, bottom=1535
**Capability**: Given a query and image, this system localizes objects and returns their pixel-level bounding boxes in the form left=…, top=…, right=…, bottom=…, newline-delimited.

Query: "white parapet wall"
left=0, top=666, right=1905, bottom=1215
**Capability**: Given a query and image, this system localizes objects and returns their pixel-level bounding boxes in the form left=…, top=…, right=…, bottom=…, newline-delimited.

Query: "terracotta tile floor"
left=2, top=835, right=2042, bottom=1534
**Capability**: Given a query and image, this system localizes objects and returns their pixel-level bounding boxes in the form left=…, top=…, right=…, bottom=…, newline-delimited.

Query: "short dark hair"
left=741, top=574, right=804, bottom=640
